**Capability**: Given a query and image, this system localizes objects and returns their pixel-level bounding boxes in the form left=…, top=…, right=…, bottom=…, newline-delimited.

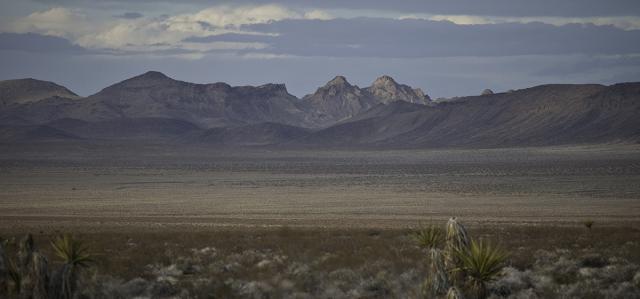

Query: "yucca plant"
left=445, top=218, right=470, bottom=254
left=51, top=234, right=93, bottom=268
left=455, top=239, right=507, bottom=299
left=444, top=217, right=470, bottom=283
left=422, top=249, right=449, bottom=297
left=50, top=234, right=93, bottom=299
left=413, top=226, right=444, bottom=249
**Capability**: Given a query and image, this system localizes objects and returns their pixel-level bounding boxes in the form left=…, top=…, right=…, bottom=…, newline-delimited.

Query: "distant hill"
left=0, top=72, right=310, bottom=128
left=0, top=72, right=638, bottom=147
left=297, top=83, right=640, bottom=148
left=0, top=78, right=79, bottom=107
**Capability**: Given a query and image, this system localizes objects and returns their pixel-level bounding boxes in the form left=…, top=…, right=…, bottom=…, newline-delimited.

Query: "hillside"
left=0, top=78, right=79, bottom=107
left=0, top=73, right=638, bottom=148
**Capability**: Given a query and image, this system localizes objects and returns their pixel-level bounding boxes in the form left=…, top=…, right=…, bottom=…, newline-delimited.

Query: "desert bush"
left=49, top=233, right=94, bottom=299
left=444, top=217, right=471, bottom=282
left=420, top=218, right=508, bottom=299
left=456, top=239, right=508, bottom=299
left=51, top=233, right=94, bottom=267
left=413, top=226, right=444, bottom=250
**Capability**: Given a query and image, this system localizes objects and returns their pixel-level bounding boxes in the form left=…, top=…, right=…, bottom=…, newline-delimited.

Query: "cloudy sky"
left=1, top=0, right=640, bottom=98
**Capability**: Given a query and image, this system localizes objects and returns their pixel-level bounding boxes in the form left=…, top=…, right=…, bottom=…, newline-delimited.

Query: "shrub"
left=455, top=239, right=508, bottom=299
left=51, top=234, right=94, bottom=267
left=413, top=226, right=444, bottom=249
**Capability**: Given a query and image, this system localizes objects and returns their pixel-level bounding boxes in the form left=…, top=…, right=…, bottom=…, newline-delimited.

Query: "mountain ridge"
left=1, top=72, right=638, bottom=148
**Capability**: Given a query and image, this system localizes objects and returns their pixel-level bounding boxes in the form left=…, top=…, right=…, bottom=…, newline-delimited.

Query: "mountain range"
left=0, top=71, right=638, bottom=148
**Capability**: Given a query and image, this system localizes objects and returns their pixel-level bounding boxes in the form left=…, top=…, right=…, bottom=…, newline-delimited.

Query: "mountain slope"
left=0, top=78, right=79, bottom=107
left=298, top=83, right=640, bottom=148
left=47, top=117, right=202, bottom=141
left=1, top=73, right=638, bottom=148
left=190, top=122, right=311, bottom=146
left=0, top=124, right=79, bottom=142
left=1, top=72, right=310, bottom=128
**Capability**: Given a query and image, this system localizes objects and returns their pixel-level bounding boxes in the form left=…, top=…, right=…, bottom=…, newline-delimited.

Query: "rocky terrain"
left=0, top=72, right=638, bottom=147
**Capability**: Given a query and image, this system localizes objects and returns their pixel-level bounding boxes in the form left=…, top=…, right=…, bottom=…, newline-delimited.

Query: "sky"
left=1, top=1, right=640, bottom=98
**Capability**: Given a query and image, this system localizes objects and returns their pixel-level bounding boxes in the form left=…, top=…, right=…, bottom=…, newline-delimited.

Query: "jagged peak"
left=326, top=75, right=350, bottom=87
left=372, top=75, right=398, bottom=86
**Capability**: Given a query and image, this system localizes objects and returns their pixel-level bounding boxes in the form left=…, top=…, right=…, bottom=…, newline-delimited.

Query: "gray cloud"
left=114, top=12, right=143, bottom=19
left=0, top=32, right=87, bottom=53
left=184, top=18, right=640, bottom=58
left=26, top=0, right=640, bottom=17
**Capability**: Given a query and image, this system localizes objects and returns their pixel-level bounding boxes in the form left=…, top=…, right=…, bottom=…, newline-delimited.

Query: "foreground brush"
left=0, top=234, right=93, bottom=299
left=417, top=217, right=507, bottom=299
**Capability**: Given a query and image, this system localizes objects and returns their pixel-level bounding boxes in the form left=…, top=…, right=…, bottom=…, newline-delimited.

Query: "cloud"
left=114, top=12, right=143, bottom=19
left=184, top=18, right=640, bottom=58
left=3, top=4, right=331, bottom=54
left=0, top=32, right=87, bottom=53
left=402, top=14, right=640, bottom=30
left=6, top=7, right=94, bottom=39
left=25, top=0, right=640, bottom=17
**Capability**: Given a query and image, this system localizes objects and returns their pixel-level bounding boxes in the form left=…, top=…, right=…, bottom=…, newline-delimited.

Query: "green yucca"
left=413, top=226, right=444, bottom=249
left=455, top=239, right=507, bottom=299
left=51, top=234, right=93, bottom=268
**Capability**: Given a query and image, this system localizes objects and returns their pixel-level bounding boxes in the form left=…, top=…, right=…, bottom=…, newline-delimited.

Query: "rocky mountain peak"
left=326, top=76, right=350, bottom=87
left=372, top=75, right=398, bottom=87
left=365, top=76, right=430, bottom=105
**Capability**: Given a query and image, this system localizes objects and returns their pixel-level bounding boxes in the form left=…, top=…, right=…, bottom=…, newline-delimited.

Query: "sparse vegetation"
left=583, top=220, right=595, bottom=230
left=51, top=233, right=94, bottom=267
left=1, top=224, right=639, bottom=298
left=420, top=218, right=508, bottom=299
left=455, top=239, right=508, bottom=298
left=413, top=225, right=444, bottom=249
left=0, top=234, right=94, bottom=299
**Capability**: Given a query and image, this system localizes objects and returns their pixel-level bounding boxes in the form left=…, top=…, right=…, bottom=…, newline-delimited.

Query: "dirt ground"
left=1, top=142, right=639, bottom=232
